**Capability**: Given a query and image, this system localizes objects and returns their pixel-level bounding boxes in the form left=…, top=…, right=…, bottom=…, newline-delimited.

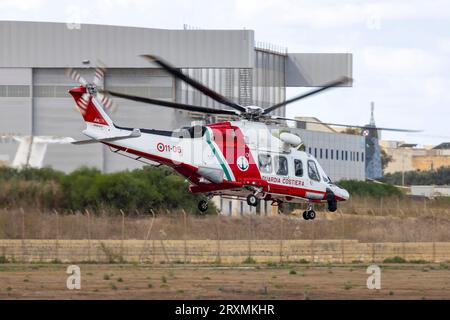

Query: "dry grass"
left=1, top=198, right=450, bottom=242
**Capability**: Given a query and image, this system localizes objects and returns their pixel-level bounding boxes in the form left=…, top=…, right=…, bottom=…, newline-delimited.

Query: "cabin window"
left=320, top=148, right=323, bottom=159
left=294, top=159, right=303, bottom=177
left=307, top=160, right=320, bottom=182
left=357, top=152, right=359, bottom=162
left=275, top=156, right=288, bottom=176
left=362, top=152, right=365, bottom=162
left=325, top=149, right=328, bottom=159
left=331, top=149, right=334, bottom=160
left=258, top=154, right=272, bottom=173
left=336, top=150, right=339, bottom=160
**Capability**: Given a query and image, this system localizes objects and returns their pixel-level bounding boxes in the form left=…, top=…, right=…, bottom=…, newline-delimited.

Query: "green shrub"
left=243, top=256, right=256, bottom=264
left=298, top=259, right=309, bottom=264
left=409, top=259, right=428, bottom=264
left=344, top=282, right=353, bottom=290
left=383, top=256, right=407, bottom=263
left=0, top=166, right=215, bottom=214
left=338, top=180, right=403, bottom=198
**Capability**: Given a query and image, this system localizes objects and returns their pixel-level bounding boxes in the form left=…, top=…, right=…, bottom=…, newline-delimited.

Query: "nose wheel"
left=302, top=203, right=316, bottom=220
left=326, top=189, right=337, bottom=212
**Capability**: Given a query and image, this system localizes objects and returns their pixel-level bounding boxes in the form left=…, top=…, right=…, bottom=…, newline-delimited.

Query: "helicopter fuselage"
left=100, top=118, right=349, bottom=205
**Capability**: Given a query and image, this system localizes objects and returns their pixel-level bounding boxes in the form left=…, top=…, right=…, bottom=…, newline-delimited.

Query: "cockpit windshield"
left=307, top=160, right=320, bottom=182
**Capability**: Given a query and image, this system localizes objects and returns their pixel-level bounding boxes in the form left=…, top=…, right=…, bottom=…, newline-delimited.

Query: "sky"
left=1, top=0, right=449, bottom=146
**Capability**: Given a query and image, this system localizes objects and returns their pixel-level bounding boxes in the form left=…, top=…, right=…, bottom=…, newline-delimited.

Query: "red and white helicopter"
left=66, top=55, right=416, bottom=220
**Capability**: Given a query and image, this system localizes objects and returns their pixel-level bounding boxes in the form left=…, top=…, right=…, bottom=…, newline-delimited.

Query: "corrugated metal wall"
left=286, top=53, right=353, bottom=87
left=253, top=49, right=286, bottom=114
left=0, top=21, right=255, bottom=68
left=0, top=68, right=32, bottom=165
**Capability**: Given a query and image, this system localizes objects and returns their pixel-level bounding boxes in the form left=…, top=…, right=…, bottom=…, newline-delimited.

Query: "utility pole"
left=402, top=154, right=405, bottom=186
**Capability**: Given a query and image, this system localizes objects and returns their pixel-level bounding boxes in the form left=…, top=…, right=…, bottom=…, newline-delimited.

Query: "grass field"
left=1, top=263, right=450, bottom=300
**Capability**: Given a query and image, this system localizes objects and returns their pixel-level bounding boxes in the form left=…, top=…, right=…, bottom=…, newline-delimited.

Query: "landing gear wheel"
left=326, top=189, right=337, bottom=212
left=277, top=202, right=284, bottom=215
left=302, top=211, right=309, bottom=220
left=198, top=200, right=208, bottom=213
left=303, top=210, right=316, bottom=220
left=328, top=201, right=337, bottom=212
left=247, top=194, right=258, bottom=207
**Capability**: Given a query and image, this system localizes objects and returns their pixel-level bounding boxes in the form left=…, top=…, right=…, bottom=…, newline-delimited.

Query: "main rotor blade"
left=263, top=76, right=352, bottom=115
left=103, top=90, right=239, bottom=116
left=141, top=54, right=247, bottom=113
left=272, top=116, right=421, bottom=133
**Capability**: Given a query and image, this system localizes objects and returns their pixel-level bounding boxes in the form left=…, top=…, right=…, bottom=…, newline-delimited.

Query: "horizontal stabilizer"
left=72, top=128, right=141, bottom=145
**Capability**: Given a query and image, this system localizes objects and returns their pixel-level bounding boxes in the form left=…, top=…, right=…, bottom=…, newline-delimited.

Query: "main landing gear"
left=198, top=200, right=208, bottom=213
left=198, top=194, right=213, bottom=213
left=246, top=194, right=259, bottom=207
left=302, top=203, right=316, bottom=220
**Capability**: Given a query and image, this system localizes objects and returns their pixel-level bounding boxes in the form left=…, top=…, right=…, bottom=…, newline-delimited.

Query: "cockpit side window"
left=294, top=159, right=303, bottom=177
left=188, top=125, right=207, bottom=138
left=258, top=154, right=272, bottom=173
left=178, top=126, right=207, bottom=138
left=274, top=156, right=288, bottom=176
left=307, top=160, right=320, bottom=182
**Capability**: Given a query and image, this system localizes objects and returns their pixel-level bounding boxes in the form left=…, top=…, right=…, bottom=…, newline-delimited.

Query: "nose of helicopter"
left=337, top=188, right=350, bottom=201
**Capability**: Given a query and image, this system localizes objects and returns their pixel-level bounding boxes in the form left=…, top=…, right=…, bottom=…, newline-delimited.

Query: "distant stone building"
left=380, top=141, right=450, bottom=174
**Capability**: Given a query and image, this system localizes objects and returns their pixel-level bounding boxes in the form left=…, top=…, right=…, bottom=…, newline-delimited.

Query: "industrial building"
left=0, top=21, right=357, bottom=215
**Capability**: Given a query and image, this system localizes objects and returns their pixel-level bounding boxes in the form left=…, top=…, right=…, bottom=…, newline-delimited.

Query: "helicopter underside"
left=210, top=188, right=324, bottom=204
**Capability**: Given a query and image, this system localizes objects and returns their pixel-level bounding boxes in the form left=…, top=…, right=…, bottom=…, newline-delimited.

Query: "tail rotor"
left=65, top=64, right=118, bottom=115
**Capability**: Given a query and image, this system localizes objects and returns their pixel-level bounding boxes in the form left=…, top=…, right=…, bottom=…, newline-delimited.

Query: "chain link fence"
left=1, top=204, right=450, bottom=264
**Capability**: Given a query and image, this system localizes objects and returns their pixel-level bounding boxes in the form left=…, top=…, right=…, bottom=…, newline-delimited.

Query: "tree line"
left=380, top=166, right=450, bottom=186
left=0, top=166, right=215, bottom=214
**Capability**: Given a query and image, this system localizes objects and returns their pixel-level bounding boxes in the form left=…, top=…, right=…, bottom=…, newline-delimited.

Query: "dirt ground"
left=1, top=263, right=450, bottom=300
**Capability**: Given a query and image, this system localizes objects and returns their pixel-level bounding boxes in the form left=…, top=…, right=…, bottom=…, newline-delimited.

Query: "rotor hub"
left=86, top=83, right=97, bottom=95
